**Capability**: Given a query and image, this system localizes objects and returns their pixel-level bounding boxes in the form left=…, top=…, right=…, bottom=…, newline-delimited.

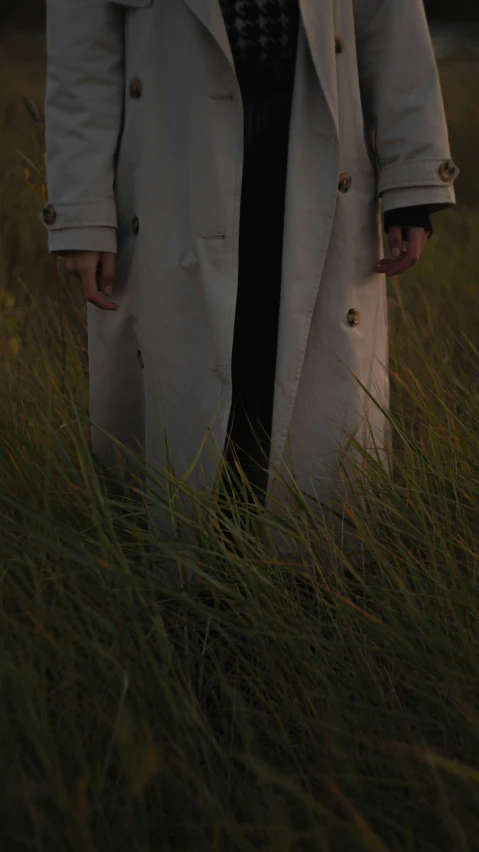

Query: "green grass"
left=1, top=31, right=479, bottom=851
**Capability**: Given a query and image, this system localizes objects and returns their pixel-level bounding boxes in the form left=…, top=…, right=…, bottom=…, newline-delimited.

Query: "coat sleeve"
left=353, top=0, right=459, bottom=215
left=40, top=0, right=126, bottom=254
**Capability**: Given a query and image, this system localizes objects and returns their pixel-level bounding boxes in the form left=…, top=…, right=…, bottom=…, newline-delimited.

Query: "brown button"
left=335, top=36, right=344, bottom=54
left=42, top=203, right=57, bottom=226
left=438, top=159, right=456, bottom=182
left=132, top=216, right=139, bottom=235
left=137, top=349, right=144, bottom=368
left=129, top=77, right=142, bottom=99
left=347, top=308, right=360, bottom=326
left=338, top=173, right=352, bottom=193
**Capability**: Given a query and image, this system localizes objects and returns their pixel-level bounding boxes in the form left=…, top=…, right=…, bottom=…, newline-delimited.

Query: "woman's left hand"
left=376, top=226, right=430, bottom=278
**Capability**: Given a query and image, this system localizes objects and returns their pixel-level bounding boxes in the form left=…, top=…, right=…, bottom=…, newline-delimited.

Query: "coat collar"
left=182, top=0, right=338, bottom=135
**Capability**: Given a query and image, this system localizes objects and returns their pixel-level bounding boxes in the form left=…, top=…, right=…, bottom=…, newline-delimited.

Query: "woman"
left=41, top=0, right=458, bottom=577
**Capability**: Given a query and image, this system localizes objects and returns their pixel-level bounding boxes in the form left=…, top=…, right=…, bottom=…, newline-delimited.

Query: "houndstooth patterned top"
left=218, top=0, right=300, bottom=62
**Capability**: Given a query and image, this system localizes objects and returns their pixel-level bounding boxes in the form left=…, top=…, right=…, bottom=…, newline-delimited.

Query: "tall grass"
left=1, top=34, right=479, bottom=851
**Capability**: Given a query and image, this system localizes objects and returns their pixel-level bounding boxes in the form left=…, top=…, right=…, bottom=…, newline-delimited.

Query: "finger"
left=375, top=249, right=407, bottom=274
left=82, top=257, right=118, bottom=311
left=378, top=254, right=416, bottom=278
left=63, top=257, right=82, bottom=280
left=377, top=228, right=425, bottom=277
left=378, top=260, right=412, bottom=277
left=388, top=225, right=403, bottom=259
left=405, top=227, right=424, bottom=263
left=387, top=228, right=423, bottom=276
left=100, top=251, right=116, bottom=296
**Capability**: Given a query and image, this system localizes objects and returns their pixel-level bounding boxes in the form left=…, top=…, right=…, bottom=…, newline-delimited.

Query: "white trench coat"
left=42, top=0, right=459, bottom=564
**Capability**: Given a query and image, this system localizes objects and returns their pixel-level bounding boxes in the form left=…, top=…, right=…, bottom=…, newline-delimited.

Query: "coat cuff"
left=47, top=227, right=117, bottom=256
left=378, top=157, right=459, bottom=194
left=39, top=198, right=117, bottom=231
left=380, top=184, right=456, bottom=216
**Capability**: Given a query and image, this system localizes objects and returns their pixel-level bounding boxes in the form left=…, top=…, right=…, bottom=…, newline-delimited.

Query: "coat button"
left=137, top=349, right=144, bottom=368
left=42, top=203, right=57, bottom=226
left=335, top=36, right=344, bottom=54
left=129, top=77, right=142, bottom=99
left=338, top=173, right=352, bottom=193
left=347, top=308, right=360, bottom=326
left=132, top=216, right=139, bottom=235
left=438, top=159, right=457, bottom=182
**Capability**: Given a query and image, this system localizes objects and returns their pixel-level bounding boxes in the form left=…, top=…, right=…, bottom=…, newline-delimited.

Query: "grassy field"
left=1, top=28, right=479, bottom=852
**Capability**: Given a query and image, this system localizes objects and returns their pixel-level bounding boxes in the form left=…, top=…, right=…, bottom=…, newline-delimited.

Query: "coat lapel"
left=182, top=0, right=339, bottom=138
left=298, top=0, right=339, bottom=136
left=182, top=0, right=235, bottom=73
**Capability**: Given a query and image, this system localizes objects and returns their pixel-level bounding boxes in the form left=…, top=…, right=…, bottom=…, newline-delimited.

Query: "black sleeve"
left=383, top=204, right=433, bottom=241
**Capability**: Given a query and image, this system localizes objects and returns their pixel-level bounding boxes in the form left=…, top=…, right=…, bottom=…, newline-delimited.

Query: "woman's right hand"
left=60, top=251, right=118, bottom=311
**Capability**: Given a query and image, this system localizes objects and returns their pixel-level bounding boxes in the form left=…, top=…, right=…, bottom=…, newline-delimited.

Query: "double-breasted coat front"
left=42, top=0, right=459, bottom=550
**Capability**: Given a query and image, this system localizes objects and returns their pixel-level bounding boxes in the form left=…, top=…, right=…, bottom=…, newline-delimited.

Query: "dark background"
left=1, top=0, right=479, bottom=33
